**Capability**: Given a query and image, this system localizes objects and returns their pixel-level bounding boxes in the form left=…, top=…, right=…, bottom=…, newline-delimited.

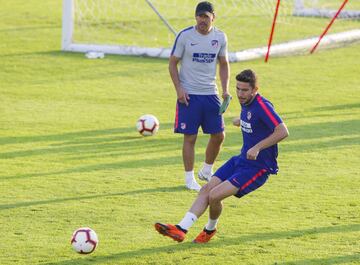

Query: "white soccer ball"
left=136, top=114, right=159, bottom=136
left=71, top=227, right=98, bottom=254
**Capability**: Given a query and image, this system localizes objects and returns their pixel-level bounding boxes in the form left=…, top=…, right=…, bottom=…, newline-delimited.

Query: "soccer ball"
left=71, top=227, right=98, bottom=254
left=136, top=114, right=159, bottom=136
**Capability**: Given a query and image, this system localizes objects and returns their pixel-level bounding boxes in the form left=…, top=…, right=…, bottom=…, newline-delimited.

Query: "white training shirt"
left=171, top=26, right=228, bottom=95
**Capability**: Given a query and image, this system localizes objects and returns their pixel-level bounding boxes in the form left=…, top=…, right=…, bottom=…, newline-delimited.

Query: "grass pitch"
left=0, top=1, right=360, bottom=264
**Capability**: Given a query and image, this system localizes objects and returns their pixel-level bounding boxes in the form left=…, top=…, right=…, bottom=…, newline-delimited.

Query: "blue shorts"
left=214, top=156, right=269, bottom=198
left=174, top=94, right=224, bottom=135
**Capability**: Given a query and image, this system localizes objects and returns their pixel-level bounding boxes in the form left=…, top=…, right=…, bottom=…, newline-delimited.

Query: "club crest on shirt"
left=211, top=40, right=219, bottom=48
left=247, top=111, right=252, bottom=120
left=181, top=123, right=186, bottom=130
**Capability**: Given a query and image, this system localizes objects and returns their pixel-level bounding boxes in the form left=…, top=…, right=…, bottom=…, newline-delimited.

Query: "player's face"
left=195, top=13, right=214, bottom=34
left=236, top=81, right=258, bottom=105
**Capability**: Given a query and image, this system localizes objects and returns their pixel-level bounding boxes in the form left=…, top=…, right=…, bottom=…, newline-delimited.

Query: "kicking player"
left=155, top=69, right=289, bottom=243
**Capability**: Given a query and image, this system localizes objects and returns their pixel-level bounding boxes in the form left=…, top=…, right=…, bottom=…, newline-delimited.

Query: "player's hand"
left=232, top=117, right=240, bottom=127
left=177, top=88, right=190, bottom=106
left=247, top=146, right=260, bottom=160
left=222, top=91, right=231, bottom=100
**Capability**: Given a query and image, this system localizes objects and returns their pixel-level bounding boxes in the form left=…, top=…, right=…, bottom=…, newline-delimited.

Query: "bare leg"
left=205, top=132, right=225, bottom=164
left=189, top=177, right=222, bottom=217
left=183, top=134, right=197, bottom=171
left=208, top=180, right=239, bottom=220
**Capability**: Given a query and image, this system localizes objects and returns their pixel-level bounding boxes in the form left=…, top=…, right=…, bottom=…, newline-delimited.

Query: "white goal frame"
left=62, top=0, right=360, bottom=62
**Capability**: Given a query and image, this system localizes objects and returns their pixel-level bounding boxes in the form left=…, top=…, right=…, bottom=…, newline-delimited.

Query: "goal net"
left=62, top=0, right=360, bottom=62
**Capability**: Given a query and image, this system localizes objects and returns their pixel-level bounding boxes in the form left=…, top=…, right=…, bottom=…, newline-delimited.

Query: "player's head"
left=235, top=69, right=258, bottom=105
left=195, top=1, right=215, bottom=34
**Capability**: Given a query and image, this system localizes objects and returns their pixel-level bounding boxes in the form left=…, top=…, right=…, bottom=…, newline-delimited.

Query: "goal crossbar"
left=62, top=0, right=360, bottom=62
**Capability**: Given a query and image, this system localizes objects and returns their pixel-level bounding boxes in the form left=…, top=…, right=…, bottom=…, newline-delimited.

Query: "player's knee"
left=211, top=132, right=225, bottom=144
left=199, top=183, right=211, bottom=196
left=208, top=190, right=221, bottom=204
left=218, top=132, right=225, bottom=142
left=184, top=134, right=197, bottom=145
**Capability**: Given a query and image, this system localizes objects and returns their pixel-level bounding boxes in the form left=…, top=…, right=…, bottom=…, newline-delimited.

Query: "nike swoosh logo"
left=190, top=43, right=198, bottom=46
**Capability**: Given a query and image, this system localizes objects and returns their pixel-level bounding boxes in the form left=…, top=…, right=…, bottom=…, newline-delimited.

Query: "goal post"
left=61, top=0, right=73, bottom=51
left=61, top=0, right=360, bottom=62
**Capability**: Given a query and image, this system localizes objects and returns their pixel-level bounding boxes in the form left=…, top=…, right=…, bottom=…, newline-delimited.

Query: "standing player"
left=169, top=1, right=230, bottom=191
left=155, top=69, right=289, bottom=243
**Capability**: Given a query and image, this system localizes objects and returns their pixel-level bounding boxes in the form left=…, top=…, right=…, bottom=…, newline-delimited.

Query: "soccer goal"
left=62, top=0, right=360, bottom=62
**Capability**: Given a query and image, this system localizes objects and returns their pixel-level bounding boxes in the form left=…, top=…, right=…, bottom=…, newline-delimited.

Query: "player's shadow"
left=44, top=223, right=360, bottom=265
left=0, top=185, right=185, bottom=210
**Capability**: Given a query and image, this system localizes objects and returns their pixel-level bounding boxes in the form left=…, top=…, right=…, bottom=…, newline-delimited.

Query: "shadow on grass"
left=2, top=119, right=359, bottom=161
left=2, top=50, right=168, bottom=64
left=279, top=253, right=360, bottom=265
left=280, top=103, right=360, bottom=118
left=43, top=223, right=360, bottom=265
left=285, top=120, right=360, bottom=141
left=1, top=119, right=359, bottom=181
left=0, top=185, right=185, bottom=210
left=311, top=103, right=360, bottom=112
left=0, top=123, right=178, bottom=159
left=0, top=127, right=136, bottom=145
left=0, top=153, right=183, bottom=181
left=0, top=26, right=60, bottom=35
left=223, top=119, right=360, bottom=155
left=225, top=118, right=360, bottom=142
left=282, top=136, right=360, bottom=152
left=0, top=135, right=178, bottom=160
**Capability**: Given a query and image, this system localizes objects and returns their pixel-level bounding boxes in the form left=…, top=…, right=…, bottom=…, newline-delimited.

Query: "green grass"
left=1, top=1, right=360, bottom=265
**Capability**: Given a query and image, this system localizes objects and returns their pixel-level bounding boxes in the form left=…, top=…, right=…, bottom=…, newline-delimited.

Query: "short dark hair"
left=195, top=1, right=215, bottom=16
left=236, top=69, right=257, bottom=89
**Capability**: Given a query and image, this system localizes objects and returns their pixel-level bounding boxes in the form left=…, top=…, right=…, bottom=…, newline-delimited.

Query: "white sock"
left=205, top=218, right=218, bottom=231
left=202, top=162, right=213, bottom=174
left=185, top=171, right=195, bottom=184
left=178, top=212, right=198, bottom=231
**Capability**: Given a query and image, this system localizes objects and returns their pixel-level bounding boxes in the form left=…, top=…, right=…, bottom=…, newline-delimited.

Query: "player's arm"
left=219, top=56, right=230, bottom=99
left=169, top=55, right=189, bottom=105
left=247, top=123, right=289, bottom=160
left=218, top=33, right=230, bottom=100
left=218, top=55, right=230, bottom=100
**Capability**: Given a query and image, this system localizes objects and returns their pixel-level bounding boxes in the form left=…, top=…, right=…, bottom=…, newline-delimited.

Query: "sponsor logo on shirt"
left=192, top=53, right=216, bottom=63
left=241, top=120, right=253, bottom=133
left=190, top=43, right=199, bottom=46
